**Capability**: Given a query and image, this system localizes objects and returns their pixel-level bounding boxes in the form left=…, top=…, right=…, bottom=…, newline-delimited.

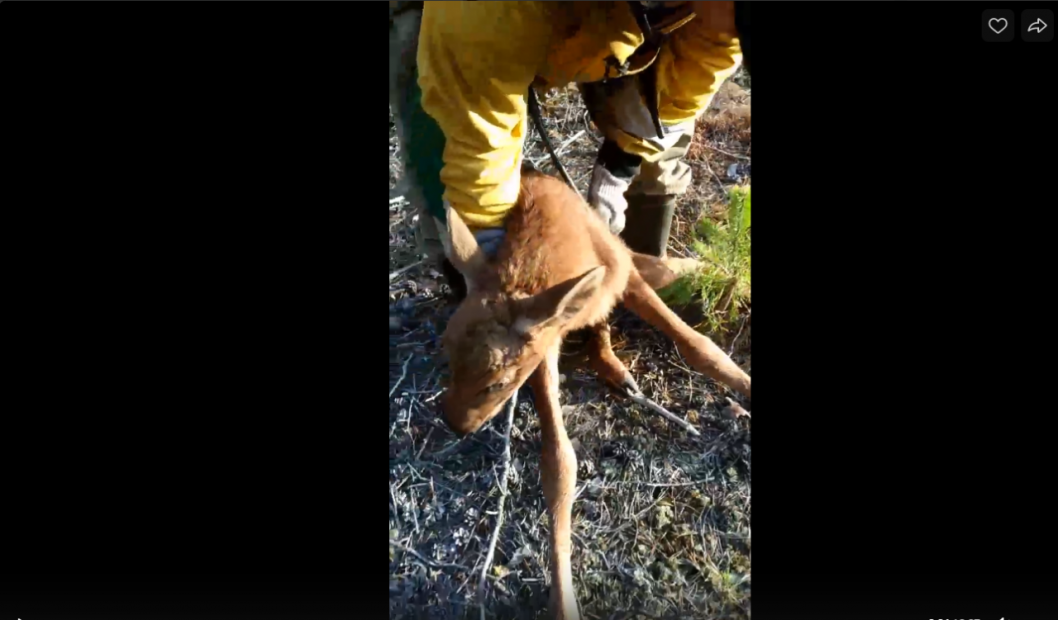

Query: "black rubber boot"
left=620, top=194, right=676, bottom=258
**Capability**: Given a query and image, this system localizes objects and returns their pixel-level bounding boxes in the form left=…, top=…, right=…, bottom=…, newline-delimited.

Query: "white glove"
left=587, top=163, right=631, bottom=234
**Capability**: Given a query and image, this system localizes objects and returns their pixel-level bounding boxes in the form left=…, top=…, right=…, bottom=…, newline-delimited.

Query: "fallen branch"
left=591, top=477, right=712, bottom=489
left=626, top=390, right=701, bottom=436
left=478, top=391, right=518, bottom=620
left=389, top=258, right=426, bottom=282
left=390, top=353, right=413, bottom=399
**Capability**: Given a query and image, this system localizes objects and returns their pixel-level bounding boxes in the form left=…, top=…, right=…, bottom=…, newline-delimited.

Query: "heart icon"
left=989, top=17, right=1008, bottom=34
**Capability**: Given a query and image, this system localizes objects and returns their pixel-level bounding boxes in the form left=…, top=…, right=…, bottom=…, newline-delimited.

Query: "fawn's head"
left=439, top=205, right=605, bottom=436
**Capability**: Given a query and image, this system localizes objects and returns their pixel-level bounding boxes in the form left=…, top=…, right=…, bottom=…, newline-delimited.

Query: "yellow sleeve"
left=655, top=14, right=742, bottom=126
left=417, top=1, right=553, bottom=231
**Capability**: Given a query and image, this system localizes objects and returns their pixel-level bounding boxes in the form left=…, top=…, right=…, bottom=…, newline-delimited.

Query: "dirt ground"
left=389, top=69, right=752, bottom=620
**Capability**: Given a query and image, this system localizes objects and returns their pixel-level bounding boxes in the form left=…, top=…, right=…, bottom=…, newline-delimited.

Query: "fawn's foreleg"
left=528, top=342, right=581, bottom=620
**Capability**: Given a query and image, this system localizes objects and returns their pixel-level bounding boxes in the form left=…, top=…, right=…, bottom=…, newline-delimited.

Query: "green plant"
left=659, top=186, right=751, bottom=337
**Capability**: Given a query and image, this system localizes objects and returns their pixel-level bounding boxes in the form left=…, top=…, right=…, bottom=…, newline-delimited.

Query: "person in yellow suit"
left=389, top=1, right=748, bottom=298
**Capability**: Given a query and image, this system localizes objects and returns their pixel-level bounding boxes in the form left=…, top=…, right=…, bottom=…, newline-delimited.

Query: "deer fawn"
left=439, top=167, right=751, bottom=620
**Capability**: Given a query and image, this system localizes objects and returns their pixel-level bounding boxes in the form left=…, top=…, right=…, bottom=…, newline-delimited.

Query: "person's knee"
left=630, top=158, right=692, bottom=197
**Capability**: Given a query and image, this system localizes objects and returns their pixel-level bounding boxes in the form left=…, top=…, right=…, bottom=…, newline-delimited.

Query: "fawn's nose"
left=441, top=412, right=467, bottom=437
left=439, top=397, right=474, bottom=437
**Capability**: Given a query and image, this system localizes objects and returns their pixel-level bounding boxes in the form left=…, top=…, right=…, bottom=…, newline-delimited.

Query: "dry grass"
left=390, top=68, right=752, bottom=620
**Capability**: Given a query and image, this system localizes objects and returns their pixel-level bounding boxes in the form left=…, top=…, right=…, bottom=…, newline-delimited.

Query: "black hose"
left=527, top=87, right=581, bottom=195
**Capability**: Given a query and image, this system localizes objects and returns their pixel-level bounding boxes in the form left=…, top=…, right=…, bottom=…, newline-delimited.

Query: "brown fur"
left=439, top=168, right=751, bottom=620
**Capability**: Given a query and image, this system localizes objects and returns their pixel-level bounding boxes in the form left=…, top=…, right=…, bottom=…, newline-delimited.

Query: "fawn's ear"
left=442, top=204, right=488, bottom=287
left=514, top=267, right=606, bottom=335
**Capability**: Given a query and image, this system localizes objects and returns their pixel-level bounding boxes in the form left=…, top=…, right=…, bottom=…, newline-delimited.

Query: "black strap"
left=626, top=1, right=670, bottom=140
left=627, top=1, right=656, bottom=40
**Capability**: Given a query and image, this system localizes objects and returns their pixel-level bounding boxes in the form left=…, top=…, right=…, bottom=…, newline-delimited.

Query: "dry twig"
left=477, top=391, right=518, bottom=619
left=727, top=308, right=751, bottom=357
left=390, top=353, right=413, bottom=399
left=626, top=390, right=701, bottom=437
left=530, top=130, right=586, bottom=167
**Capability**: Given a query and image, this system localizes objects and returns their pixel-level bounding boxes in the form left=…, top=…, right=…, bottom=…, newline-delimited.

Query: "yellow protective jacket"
left=417, top=1, right=742, bottom=230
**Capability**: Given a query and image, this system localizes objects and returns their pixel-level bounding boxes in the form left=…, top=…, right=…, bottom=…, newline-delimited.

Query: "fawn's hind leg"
left=622, top=270, right=752, bottom=399
left=630, top=252, right=700, bottom=291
